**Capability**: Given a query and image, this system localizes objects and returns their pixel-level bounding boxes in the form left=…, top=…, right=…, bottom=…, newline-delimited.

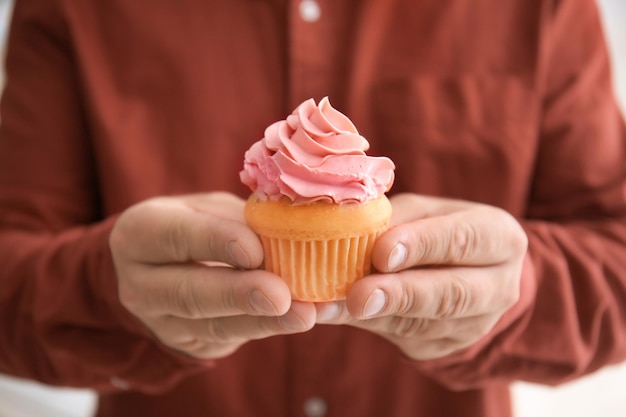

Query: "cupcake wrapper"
left=260, top=231, right=382, bottom=301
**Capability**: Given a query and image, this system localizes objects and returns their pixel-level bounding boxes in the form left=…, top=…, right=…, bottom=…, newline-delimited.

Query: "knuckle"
left=214, top=278, right=240, bottom=312
left=414, top=221, right=481, bottom=265
left=435, top=279, right=472, bottom=319
left=205, top=319, right=231, bottom=343
left=448, top=223, right=478, bottom=263
left=161, top=217, right=189, bottom=262
left=397, top=283, right=417, bottom=315
left=413, top=229, right=439, bottom=264
left=172, top=278, right=203, bottom=319
left=420, top=320, right=453, bottom=340
left=205, top=229, right=224, bottom=262
left=389, top=317, right=430, bottom=339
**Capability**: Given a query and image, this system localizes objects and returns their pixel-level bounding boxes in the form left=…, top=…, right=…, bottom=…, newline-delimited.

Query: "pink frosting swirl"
left=240, top=97, right=395, bottom=204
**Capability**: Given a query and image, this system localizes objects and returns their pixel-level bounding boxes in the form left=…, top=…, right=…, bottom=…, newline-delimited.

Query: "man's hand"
left=316, top=193, right=528, bottom=360
left=109, top=192, right=315, bottom=360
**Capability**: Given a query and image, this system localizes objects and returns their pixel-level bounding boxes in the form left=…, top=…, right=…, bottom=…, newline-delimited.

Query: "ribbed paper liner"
left=260, top=231, right=382, bottom=301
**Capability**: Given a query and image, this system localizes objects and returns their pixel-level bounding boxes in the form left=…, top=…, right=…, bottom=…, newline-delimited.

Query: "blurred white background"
left=0, top=0, right=625, bottom=416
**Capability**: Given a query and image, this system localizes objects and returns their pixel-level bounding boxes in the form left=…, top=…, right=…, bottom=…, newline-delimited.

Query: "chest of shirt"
left=68, top=0, right=543, bottom=214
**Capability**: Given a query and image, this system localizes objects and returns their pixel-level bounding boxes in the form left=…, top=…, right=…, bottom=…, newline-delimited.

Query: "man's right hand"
left=109, top=192, right=315, bottom=360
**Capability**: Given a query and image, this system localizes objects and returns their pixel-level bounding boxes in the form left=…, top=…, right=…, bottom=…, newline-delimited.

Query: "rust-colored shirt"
left=1, top=1, right=626, bottom=416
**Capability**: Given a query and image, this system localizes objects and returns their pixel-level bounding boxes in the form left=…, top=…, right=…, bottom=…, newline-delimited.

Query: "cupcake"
left=240, top=97, right=395, bottom=301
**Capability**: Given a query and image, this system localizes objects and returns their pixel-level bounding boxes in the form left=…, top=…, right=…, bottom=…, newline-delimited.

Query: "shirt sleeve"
left=415, top=0, right=626, bottom=389
left=0, top=0, right=207, bottom=393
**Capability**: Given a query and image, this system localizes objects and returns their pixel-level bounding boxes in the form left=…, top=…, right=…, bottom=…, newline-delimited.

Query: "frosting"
left=240, top=97, right=395, bottom=204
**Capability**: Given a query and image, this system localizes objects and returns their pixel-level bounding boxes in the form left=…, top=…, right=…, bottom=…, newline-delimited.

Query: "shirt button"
left=110, top=376, right=130, bottom=390
left=303, top=396, right=328, bottom=417
left=299, top=0, right=321, bottom=22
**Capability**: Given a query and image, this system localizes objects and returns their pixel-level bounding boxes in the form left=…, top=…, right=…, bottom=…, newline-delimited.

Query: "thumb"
left=111, top=194, right=264, bottom=268
left=372, top=201, right=526, bottom=272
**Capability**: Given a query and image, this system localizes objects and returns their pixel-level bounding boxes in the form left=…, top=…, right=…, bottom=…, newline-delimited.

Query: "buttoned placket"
left=285, top=2, right=364, bottom=416
left=287, top=329, right=335, bottom=417
left=287, top=0, right=334, bottom=107
left=286, top=5, right=330, bottom=416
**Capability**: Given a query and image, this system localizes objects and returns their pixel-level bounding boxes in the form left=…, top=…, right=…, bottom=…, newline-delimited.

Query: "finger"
left=346, top=313, right=501, bottom=342
left=315, top=301, right=353, bottom=324
left=391, top=337, right=475, bottom=361
left=373, top=205, right=527, bottom=272
left=345, top=267, right=520, bottom=320
left=388, top=193, right=475, bottom=226
left=181, top=192, right=248, bottom=223
left=322, top=311, right=488, bottom=361
left=113, top=195, right=263, bottom=268
left=315, top=292, right=502, bottom=341
left=150, top=302, right=316, bottom=358
left=120, top=264, right=293, bottom=319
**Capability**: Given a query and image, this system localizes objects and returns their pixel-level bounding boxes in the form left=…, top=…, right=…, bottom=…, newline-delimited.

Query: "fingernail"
left=227, top=240, right=250, bottom=268
left=316, top=302, right=341, bottom=323
left=387, top=243, right=407, bottom=271
left=363, top=289, right=386, bottom=318
left=248, top=289, right=277, bottom=315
